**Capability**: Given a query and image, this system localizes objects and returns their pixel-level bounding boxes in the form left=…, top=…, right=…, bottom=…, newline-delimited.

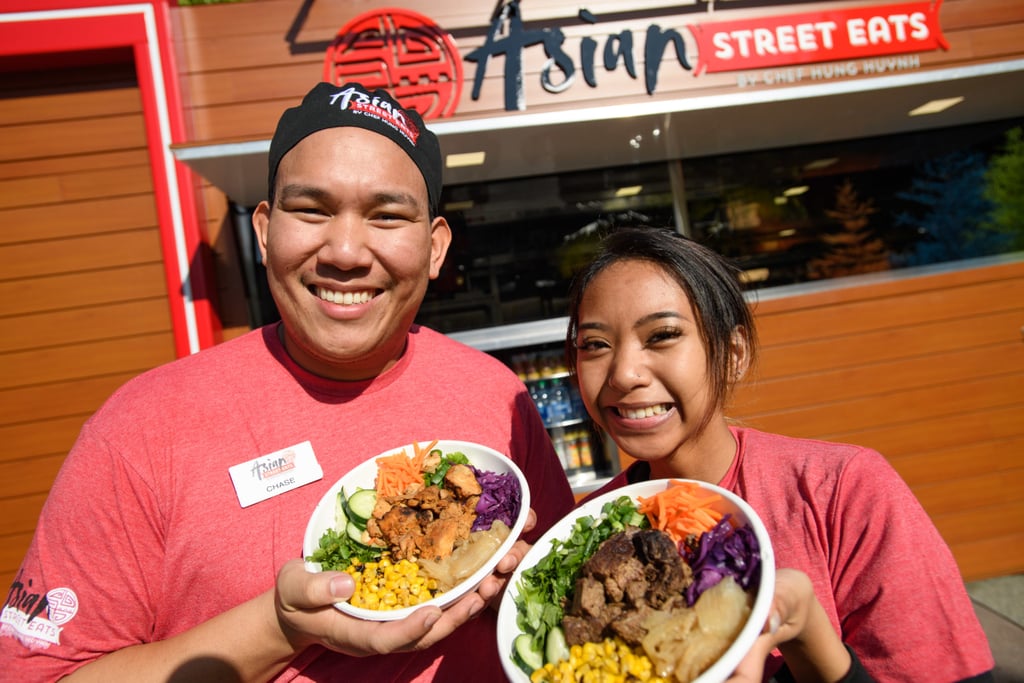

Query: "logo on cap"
left=327, top=85, right=421, bottom=148
left=324, top=9, right=463, bottom=120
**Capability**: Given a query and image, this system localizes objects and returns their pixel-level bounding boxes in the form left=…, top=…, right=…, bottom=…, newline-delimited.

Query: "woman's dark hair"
left=565, top=226, right=757, bottom=422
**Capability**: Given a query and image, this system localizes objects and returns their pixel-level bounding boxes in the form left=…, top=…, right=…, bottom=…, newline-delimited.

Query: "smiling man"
left=0, top=82, right=575, bottom=683
left=253, top=84, right=451, bottom=381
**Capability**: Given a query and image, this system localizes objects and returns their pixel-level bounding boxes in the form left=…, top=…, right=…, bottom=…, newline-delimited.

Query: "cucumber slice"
left=334, top=491, right=349, bottom=530
left=347, top=488, right=377, bottom=523
left=346, top=520, right=371, bottom=546
left=544, top=626, right=569, bottom=665
left=512, top=633, right=544, bottom=673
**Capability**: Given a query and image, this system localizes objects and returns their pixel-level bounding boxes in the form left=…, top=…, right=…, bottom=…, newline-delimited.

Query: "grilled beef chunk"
left=561, top=527, right=693, bottom=647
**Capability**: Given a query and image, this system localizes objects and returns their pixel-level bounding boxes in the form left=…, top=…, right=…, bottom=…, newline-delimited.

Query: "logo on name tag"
left=229, top=441, right=323, bottom=508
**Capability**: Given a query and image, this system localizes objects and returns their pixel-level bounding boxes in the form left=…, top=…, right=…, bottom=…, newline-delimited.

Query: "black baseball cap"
left=267, top=82, right=443, bottom=214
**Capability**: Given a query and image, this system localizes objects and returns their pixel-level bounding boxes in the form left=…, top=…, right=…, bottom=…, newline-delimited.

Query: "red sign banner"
left=688, top=1, right=948, bottom=75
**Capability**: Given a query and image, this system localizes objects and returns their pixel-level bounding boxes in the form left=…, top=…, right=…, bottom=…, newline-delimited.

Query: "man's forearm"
left=61, top=590, right=301, bottom=683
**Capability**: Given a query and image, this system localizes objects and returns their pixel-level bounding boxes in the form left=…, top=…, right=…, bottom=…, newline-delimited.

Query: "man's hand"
left=475, top=508, right=537, bottom=608
left=274, top=559, right=487, bottom=657
left=274, top=508, right=539, bottom=655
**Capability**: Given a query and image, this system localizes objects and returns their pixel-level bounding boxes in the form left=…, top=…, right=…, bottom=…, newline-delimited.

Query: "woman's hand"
left=727, top=568, right=851, bottom=683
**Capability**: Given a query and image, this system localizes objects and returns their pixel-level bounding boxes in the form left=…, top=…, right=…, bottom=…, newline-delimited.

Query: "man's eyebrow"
left=275, top=185, right=422, bottom=210
left=372, top=190, right=420, bottom=208
left=276, top=183, right=328, bottom=202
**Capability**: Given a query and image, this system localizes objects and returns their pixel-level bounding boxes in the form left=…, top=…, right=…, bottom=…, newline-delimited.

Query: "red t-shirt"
left=0, top=324, right=575, bottom=682
left=587, top=426, right=993, bottom=682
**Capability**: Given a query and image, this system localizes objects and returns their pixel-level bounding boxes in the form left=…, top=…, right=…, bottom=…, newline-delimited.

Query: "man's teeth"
left=620, top=405, right=668, bottom=419
left=317, top=287, right=372, bottom=305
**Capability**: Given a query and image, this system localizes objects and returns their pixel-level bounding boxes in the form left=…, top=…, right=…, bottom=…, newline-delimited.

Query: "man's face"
left=252, top=126, right=451, bottom=380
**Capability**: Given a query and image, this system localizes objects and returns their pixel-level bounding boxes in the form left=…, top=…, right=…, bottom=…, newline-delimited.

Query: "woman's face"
left=574, top=259, right=723, bottom=466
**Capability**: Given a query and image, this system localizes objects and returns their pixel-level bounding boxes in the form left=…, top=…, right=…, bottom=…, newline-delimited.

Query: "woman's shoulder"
left=732, top=426, right=896, bottom=491
left=734, top=425, right=881, bottom=462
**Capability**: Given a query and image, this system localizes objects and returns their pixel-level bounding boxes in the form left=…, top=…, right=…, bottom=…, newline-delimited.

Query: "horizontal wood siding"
left=729, top=260, right=1024, bottom=581
left=0, top=81, right=177, bottom=590
left=168, top=0, right=1024, bottom=144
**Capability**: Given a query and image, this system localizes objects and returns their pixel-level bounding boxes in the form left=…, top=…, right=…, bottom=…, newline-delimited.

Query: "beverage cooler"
left=445, top=318, right=622, bottom=494
left=500, top=343, right=619, bottom=493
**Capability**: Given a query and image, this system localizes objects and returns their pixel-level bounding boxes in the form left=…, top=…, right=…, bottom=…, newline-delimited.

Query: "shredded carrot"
left=637, top=480, right=725, bottom=545
left=411, top=439, right=438, bottom=470
left=375, top=448, right=425, bottom=497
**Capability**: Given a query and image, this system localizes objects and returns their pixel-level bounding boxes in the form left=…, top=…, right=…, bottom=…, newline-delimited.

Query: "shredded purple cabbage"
left=682, top=514, right=761, bottom=606
left=471, top=466, right=522, bottom=532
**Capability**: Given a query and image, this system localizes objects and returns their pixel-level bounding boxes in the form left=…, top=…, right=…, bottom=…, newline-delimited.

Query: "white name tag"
left=229, top=441, right=323, bottom=508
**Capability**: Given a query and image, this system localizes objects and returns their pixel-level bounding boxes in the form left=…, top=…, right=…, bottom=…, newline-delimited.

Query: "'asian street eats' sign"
left=688, top=1, right=946, bottom=74
left=323, top=0, right=949, bottom=116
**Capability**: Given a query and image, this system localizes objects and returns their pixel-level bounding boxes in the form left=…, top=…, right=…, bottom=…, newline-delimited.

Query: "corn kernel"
left=521, top=636, right=666, bottom=683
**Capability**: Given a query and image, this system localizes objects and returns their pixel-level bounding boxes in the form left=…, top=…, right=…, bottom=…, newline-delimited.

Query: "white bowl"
left=303, top=439, right=531, bottom=622
left=497, top=479, right=775, bottom=683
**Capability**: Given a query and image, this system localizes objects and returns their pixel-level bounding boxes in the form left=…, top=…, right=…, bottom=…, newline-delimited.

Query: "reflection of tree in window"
left=983, top=126, right=1024, bottom=252
left=892, top=150, right=1007, bottom=267
left=806, top=179, right=888, bottom=280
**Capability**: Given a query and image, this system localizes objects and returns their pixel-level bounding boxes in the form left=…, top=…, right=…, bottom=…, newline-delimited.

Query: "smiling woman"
left=557, top=226, right=997, bottom=682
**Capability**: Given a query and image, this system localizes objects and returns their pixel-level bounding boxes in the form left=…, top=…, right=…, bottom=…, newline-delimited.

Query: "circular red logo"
left=323, top=8, right=463, bottom=120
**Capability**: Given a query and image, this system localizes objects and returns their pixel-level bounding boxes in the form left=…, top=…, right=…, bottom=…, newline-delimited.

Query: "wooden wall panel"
left=0, top=415, right=92, bottom=464
left=0, top=374, right=137, bottom=434
left=0, top=87, right=142, bottom=125
left=0, top=230, right=164, bottom=280
left=0, top=534, right=34, bottom=590
left=0, top=494, right=49, bottom=539
left=0, top=75, right=177, bottom=591
left=0, top=195, right=158, bottom=243
left=734, top=341, right=1023, bottom=415
left=2, top=115, right=148, bottom=161
left=1, top=301, right=172, bottom=354
left=0, top=149, right=149, bottom=184
left=730, top=260, right=1024, bottom=581
left=0, top=263, right=170, bottom=317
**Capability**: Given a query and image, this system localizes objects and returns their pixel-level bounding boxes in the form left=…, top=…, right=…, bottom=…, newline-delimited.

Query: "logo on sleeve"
left=1, top=572, right=78, bottom=649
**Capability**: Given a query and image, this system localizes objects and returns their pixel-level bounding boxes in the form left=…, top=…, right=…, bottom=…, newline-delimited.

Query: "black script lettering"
left=581, top=35, right=599, bottom=87
left=645, top=25, right=692, bottom=94
left=6, top=572, right=49, bottom=623
left=251, top=455, right=290, bottom=480
left=540, top=28, right=575, bottom=94
left=465, top=1, right=548, bottom=110
left=579, top=9, right=636, bottom=88
left=605, top=32, right=637, bottom=80
left=468, top=1, right=693, bottom=110
left=579, top=10, right=599, bottom=87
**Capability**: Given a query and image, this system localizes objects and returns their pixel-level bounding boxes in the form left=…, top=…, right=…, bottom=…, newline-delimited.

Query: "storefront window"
left=420, top=163, right=677, bottom=333
left=418, top=116, right=1023, bottom=333
left=684, top=116, right=1024, bottom=289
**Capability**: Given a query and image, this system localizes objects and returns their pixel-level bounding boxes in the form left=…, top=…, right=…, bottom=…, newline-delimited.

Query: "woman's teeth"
left=620, top=404, right=668, bottom=419
left=317, top=287, right=372, bottom=305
